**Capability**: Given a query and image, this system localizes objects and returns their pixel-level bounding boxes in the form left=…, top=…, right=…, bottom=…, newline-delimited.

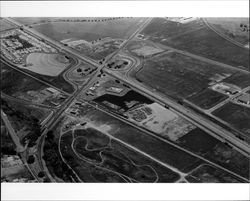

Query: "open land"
left=178, top=128, right=249, bottom=179
left=186, top=164, right=244, bottom=183
left=0, top=29, right=75, bottom=93
left=1, top=63, right=68, bottom=107
left=140, top=18, right=249, bottom=70
left=134, top=52, right=237, bottom=103
left=25, top=18, right=145, bottom=61
left=205, top=18, right=249, bottom=47
left=59, top=128, right=180, bottom=182
left=212, top=102, right=250, bottom=141
left=0, top=19, right=17, bottom=31
left=2, top=17, right=249, bottom=184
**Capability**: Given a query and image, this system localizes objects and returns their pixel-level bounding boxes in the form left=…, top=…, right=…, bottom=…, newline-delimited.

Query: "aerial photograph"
left=1, top=17, right=249, bottom=183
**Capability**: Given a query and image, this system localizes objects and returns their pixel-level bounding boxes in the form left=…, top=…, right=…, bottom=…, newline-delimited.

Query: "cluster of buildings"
left=26, top=87, right=66, bottom=106
left=127, top=105, right=153, bottom=122
left=0, top=29, right=57, bottom=64
left=211, top=82, right=240, bottom=95
left=235, top=93, right=250, bottom=106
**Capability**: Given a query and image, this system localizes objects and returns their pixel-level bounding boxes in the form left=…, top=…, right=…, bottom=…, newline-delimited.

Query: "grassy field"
left=78, top=104, right=203, bottom=173
left=134, top=52, right=235, bottom=100
left=1, top=58, right=75, bottom=94
left=212, top=102, right=250, bottom=141
left=1, top=63, right=48, bottom=98
left=223, top=72, right=250, bottom=88
left=141, top=18, right=249, bottom=70
left=205, top=18, right=249, bottom=46
left=186, top=164, right=244, bottom=183
left=31, top=18, right=144, bottom=42
left=0, top=19, right=17, bottom=31
left=178, top=128, right=249, bottom=179
left=187, top=88, right=228, bottom=109
left=60, top=128, right=180, bottom=182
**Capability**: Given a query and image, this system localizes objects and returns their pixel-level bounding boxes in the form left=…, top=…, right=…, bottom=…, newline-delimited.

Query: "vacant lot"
left=60, top=128, right=180, bottom=182
left=223, top=72, right=250, bottom=88
left=25, top=53, right=70, bottom=76
left=141, top=18, right=249, bottom=70
left=178, top=128, right=249, bottom=179
left=1, top=63, right=48, bottom=98
left=32, top=18, right=145, bottom=42
left=1, top=57, right=75, bottom=94
left=0, top=19, right=17, bottom=31
left=212, top=102, right=250, bottom=140
left=186, top=164, right=244, bottom=183
left=187, top=88, right=228, bottom=109
left=77, top=104, right=203, bottom=173
left=205, top=18, right=249, bottom=46
left=134, top=52, right=235, bottom=100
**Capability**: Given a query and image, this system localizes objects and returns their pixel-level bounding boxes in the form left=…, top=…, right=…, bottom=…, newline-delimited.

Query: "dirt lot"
left=25, top=53, right=70, bottom=76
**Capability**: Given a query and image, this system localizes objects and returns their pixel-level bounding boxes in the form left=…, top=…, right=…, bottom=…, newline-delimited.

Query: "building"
left=237, top=93, right=250, bottom=105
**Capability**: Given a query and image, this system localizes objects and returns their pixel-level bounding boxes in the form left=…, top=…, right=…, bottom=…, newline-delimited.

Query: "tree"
left=27, top=155, right=35, bottom=164
left=38, top=171, right=45, bottom=178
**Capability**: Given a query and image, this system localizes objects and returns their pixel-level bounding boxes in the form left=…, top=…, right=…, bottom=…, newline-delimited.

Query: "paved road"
left=104, top=68, right=250, bottom=157
left=1, top=59, right=72, bottom=96
left=145, top=39, right=249, bottom=74
left=202, top=18, right=247, bottom=49
left=32, top=18, right=152, bottom=182
left=205, top=86, right=250, bottom=113
left=86, top=102, right=249, bottom=182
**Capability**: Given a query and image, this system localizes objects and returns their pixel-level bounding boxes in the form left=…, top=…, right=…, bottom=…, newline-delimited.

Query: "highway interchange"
left=1, top=17, right=249, bottom=182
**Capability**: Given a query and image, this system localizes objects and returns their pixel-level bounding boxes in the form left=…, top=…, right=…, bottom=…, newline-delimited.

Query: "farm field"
left=178, top=128, right=250, bottom=179
left=134, top=52, right=236, bottom=101
left=140, top=18, right=249, bottom=70
left=186, top=164, right=244, bottom=183
left=187, top=88, right=228, bottom=109
left=59, top=128, right=180, bottom=182
left=212, top=102, right=250, bottom=141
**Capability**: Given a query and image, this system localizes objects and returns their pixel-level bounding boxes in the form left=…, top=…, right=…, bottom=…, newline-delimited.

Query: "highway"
left=3, top=16, right=249, bottom=183
left=30, top=18, right=152, bottom=182
left=104, top=68, right=250, bottom=157
left=145, top=39, right=250, bottom=74
left=85, top=102, right=249, bottom=182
